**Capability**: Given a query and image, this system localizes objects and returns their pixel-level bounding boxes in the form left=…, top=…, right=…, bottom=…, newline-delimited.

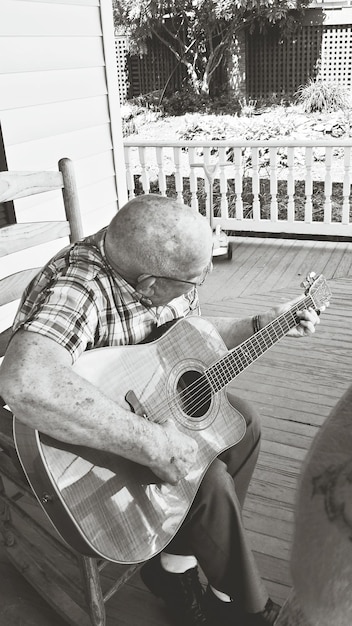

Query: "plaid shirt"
left=13, top=227, right=200, bottom=363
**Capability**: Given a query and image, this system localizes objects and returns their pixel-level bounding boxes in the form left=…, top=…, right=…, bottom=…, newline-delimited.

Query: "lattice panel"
left=319, top=26, right=352, bottom=84
left=115, top=35, right=129, bottom=104
left=127, top=37, right=187, bottom=98
left=117, top=23, right=352, bottom=102
left=246, top=23, right=352, bottom=99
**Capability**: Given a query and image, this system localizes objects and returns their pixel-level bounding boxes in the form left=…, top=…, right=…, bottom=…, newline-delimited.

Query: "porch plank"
left=201, top=242, right=352, bottom=611
left=204, top=237, right=352, bottom=301
left=239, top=239, right=313, bottom=298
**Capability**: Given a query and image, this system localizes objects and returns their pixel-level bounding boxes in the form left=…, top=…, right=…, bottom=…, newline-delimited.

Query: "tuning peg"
left=300, top=271, right=317, bottom=289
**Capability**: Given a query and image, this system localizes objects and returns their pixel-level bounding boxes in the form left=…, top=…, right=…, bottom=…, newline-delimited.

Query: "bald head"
left=105, top=194, right=212, bottom=279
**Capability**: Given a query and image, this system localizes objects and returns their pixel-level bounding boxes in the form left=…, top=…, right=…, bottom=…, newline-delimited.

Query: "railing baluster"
left=342, top=146, right=351, bottom=225
left=156, top=147, right=167, bottom=196
left=219, top=147, right=229, bottom=219
left=252, top=148, right=260, bottom=222
left=203, top=147, right=212, bottom=223
left=124, top=146, right=135, bottom=199
left=188, top=147, right=199, bottom=211
left=287, top=147, right=295, bottom=222
left=138, top=146, right=150, bottom=194
left=233, top=146, right=243, bottom=219
left=304, top=146, right=313, bottom=223
left=324, top=146, right=333, bottom=224
left=269, top=147, right=278, bottom=221
left=173, top=147, right=184, bottom=203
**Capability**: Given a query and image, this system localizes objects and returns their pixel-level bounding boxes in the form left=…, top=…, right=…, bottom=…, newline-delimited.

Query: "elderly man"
left=0, top=194, right=321, bottom=626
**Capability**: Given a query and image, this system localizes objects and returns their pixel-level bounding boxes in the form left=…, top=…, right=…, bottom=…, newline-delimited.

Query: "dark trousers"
left=165, top=393, right=268, bottom=613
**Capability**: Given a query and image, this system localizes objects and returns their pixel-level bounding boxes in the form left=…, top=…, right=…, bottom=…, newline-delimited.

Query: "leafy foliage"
left=113, top=0, right=309, bottom=95
left=177, top=107, right=297, bottom=142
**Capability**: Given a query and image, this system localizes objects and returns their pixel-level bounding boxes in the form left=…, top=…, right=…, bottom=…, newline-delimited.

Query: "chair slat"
left=0, top=268, right=40, bottom=306
left=0, top=171, right=63, bottom=202
left=59, top=158, right=83, bottom=242
left=0, top=221, right=70, bottom=257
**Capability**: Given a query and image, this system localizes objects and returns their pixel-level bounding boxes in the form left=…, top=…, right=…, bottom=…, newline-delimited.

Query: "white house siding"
left=0, top=0, right=126, bottom=234
left=0, top=0, right=127, bottom=333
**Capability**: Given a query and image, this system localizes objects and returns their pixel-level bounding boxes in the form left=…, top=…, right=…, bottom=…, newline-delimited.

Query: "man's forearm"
left=205, top=315, right=256, bottom=349
left=0, top=329, right=200, bottom=484
left=0, top=331, right=165, bottom=469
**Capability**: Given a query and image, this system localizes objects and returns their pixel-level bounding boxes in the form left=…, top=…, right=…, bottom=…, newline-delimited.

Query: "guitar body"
left=14, top=317, right=246, bottom=563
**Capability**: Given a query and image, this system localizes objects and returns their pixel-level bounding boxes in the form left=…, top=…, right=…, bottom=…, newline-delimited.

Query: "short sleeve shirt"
left=12, top=227, right=200, bottom=363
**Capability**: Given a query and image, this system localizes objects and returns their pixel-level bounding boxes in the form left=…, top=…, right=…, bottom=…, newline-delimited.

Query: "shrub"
left=162, top=88, right=210, bottom=116
left=162, top=87, right=241, bottom=117
left=295, top=79, right=352, bottom=113
left=120, top=96, right=163, bottom=137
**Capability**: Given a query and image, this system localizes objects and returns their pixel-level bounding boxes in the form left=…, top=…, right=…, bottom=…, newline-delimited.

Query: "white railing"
left=309, top=1, right=352, bottom=6
left=124, top=139, right=352, bottom=237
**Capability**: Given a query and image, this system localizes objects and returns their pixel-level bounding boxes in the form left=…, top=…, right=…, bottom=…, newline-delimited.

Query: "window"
left=0, top=123, right=16, bottom=228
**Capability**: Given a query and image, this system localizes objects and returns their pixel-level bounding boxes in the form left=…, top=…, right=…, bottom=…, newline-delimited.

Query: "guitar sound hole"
left=176, top=370, right=212, bottom=418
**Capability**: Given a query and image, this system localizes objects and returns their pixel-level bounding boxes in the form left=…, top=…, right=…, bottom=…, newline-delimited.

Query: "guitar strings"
left=149, top=296, right=315, bottom=422
left=178, top=292, right=322, bottom=419
left=163, top=327, right=282, bottom=419
left=150, top=297, right=311, bottom=421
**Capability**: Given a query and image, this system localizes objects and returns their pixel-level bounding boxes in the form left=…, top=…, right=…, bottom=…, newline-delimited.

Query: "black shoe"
left=140, top=556, right=209, bottom=625
left=244, top=598, right=281, bottom=626
left=203, top=586, right=244, bottom=626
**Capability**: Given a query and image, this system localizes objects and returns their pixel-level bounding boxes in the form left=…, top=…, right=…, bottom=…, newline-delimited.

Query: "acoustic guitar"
left=13, top=273, right=331, bottom=564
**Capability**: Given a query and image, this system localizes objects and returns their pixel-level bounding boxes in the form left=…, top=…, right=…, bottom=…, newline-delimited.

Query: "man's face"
left=139, top=256, right=213, bottom=307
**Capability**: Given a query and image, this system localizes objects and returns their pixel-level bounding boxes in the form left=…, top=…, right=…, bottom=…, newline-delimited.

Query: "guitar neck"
left=206, top=294, right=315, bottom=392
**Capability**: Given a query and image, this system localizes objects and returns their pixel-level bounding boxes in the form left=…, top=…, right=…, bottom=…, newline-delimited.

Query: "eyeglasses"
left=152, top=259, right=213, bottom=287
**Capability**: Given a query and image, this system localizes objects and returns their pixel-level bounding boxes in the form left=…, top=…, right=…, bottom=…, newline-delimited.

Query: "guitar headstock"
left=301, top=272, right=331, bottom=310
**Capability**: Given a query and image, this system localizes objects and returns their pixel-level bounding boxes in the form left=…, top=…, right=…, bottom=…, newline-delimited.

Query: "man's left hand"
left=263, top=298, right=326, bottom=338
left=286, top=305, right=322, bottom=338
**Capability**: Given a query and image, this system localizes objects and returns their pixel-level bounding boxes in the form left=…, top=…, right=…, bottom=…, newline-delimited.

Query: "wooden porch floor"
left=1, top=236, right=352, bottom=625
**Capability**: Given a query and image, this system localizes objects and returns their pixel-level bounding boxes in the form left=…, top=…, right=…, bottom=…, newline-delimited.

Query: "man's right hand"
left=150, top=419, right=198, bottom=485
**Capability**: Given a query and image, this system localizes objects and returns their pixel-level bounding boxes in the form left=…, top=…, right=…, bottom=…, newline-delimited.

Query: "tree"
left=113, top=0, right=310, bottom=95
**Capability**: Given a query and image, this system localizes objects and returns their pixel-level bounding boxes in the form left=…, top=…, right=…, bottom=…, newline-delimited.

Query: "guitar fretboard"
left=205, top=294, right=314, bottom=392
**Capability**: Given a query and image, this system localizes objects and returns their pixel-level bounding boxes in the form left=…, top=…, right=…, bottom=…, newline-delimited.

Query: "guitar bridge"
left=125, top=390, right=149, bottom=419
